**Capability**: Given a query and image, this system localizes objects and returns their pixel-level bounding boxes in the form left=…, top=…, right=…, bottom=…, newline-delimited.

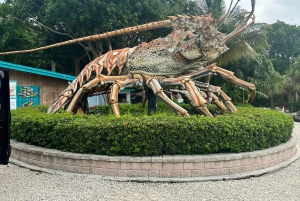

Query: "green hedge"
left=10, top=104, right=294, bottom=156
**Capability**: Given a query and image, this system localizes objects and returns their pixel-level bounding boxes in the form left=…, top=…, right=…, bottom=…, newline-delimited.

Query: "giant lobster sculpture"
left=0, top=0, right=256, bottom=117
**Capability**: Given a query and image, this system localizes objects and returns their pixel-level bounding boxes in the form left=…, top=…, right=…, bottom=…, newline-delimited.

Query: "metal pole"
left=147, top=89, right=157, bottom=115
left=0, top=70, right=11, bottom=165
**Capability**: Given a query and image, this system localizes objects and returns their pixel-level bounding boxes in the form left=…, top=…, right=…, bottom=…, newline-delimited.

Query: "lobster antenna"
left=245, top=0, right=255, bottom=23
left=216, top=0, right=252, bottom=30
left=0, top=20, right=172, bottom=55
left=217, top=0, right=234, bottom=22
left=205, top=0, right=233, bottom=28
left=221, top=0, right=255, bottom=44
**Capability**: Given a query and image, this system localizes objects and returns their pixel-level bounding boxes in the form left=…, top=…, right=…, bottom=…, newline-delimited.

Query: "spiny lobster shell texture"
left=127, top=29, right=228, bottom=76
left=56, top=47, right=132, bottom=103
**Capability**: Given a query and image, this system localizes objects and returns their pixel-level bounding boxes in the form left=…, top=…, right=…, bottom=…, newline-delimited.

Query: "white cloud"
left=224, top=0, right=300, bottom=25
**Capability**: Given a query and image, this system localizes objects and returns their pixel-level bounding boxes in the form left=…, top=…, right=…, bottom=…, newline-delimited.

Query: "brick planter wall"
left=10, top=139, right=298, bottom=179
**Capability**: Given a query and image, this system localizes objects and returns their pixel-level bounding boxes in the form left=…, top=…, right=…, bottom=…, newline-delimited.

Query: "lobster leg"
left=110, top=79, right=142, bottom=117
left=147, top=78, right=190, bottom=117
left=211, top=94, right=228, bottom=111
left=47, top=82, right=78, bottom=113
left=168, top=83, right=229, bottom=113
left=193, top=81, right=233, bottom=112
left=188, top=63, right=256, bottom=102
left=193, top=81, right=225, bottom=110
left=66, top=74, right=131, bottom=114
left=161, top=77, right=213, bottom=117
left=184, top=80, right=213, bottom=117
left=214, top=87, right=237, bottom=112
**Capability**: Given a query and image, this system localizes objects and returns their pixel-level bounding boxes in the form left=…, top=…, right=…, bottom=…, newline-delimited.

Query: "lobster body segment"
left=127, top=30, right=228, bottom=76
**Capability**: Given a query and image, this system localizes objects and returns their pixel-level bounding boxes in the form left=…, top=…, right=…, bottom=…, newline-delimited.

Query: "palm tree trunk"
left=270, top=94, right=274, bottom=109
left=74, top=58, right=81, bottom=75
left=73, top=54, right=87, bottom=75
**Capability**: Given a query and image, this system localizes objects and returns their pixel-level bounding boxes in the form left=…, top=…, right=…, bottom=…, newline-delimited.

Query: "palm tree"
left=214, top=0, right=269, bottom=66
left=283, top=55, right=300, bottom=111
left=251, top=54, right=286, bottom=109
left=192, top=0, right=269, bottom=72
left=260, top=71, right=286, bottom=109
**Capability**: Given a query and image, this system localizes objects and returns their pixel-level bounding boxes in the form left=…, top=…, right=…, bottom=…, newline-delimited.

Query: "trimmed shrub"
left=10, top=104, right=294, bottom=156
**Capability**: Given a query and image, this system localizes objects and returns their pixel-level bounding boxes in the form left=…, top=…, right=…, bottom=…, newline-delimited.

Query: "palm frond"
left=217, top=41, right=256, bottom=65
left=255, top=91, right=269, bottom=99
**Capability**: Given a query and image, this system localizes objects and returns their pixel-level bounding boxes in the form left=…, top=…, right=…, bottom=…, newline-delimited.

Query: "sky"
left=224, top=0, right=300, bottom=25
left=0, top=0, right=298, bottom=26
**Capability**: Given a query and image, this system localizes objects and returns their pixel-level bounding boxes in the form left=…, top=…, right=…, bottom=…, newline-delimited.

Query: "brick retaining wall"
left=10, top=139, right=298, bottom=178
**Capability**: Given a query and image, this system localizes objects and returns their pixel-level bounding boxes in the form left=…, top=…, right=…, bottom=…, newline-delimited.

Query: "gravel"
left=1, top=123, right=300, bottom=201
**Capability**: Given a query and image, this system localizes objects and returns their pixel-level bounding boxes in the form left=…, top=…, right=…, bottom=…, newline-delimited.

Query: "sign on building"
left=16, top=86, right=40, bottom=108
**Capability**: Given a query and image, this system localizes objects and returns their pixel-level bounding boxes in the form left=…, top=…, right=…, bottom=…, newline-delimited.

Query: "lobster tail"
left=47, top=48, right=132, bottom=114
left=47, top=80, right=79, bottom=113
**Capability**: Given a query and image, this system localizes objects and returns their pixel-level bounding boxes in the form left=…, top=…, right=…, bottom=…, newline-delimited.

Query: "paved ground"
left=0, top=123, right=300, bottom=201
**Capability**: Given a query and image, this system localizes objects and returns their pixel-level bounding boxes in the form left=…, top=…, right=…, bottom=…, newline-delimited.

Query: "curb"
left=9, top=138, right=300, bottom=182
left=9, top=145, right=300, bottom=182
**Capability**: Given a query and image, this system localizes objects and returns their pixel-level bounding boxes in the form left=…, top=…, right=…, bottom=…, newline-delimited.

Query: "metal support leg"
left=147, top=89, right=157, bottom=115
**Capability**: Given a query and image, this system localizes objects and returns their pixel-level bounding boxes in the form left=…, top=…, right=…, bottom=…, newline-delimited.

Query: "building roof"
left=0, top=61, right=76, bottom=81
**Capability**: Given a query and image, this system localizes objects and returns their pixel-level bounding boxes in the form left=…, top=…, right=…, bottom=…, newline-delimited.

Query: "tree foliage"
left=0, top=2, right=47, bottom=67
left=265, top=21, right=300, bottom=73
